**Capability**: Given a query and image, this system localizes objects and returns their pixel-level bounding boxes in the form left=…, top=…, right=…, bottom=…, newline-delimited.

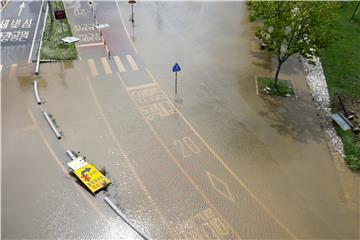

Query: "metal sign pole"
left=175, top=72, right=178, bottom=95
left=131, top=4, right=134, bottom=22
left=60, top=19, right=64, bottom=36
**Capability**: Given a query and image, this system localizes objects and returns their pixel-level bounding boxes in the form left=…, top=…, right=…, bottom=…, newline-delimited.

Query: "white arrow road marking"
left=18, top=2, right=25, bottom=16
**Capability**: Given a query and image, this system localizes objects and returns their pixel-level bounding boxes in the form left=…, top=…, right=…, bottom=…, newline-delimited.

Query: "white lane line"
left=88, top=59, right=99, bottom=77
left=100, top=57, right=112, bottom=75
left=0, top=64, right=2, bottom=73
left=113, top=56, right=125, bottom=73
left=28, top=0, right=44, bottom=64
left=126, top=54, right=139, bottom=71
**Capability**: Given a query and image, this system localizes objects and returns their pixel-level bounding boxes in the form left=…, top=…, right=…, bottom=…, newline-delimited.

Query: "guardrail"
left=43, top=111, right=62, bottom=139
left=35, top=2, right=49, bottom=75
left=66, top=150, right=77, bottom=160
left=104, top=197, right=151, bottom=240
left=33, top=81, right=42, bottom=104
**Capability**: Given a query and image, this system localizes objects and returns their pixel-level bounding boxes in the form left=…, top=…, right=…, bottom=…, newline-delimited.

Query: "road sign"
left=54, top=10, right=66, bottom=20
left=74, top=163, right=111, bottom=194
left=172, top=63, right=181, bottom=95
left=172, top=62, right=181, bottom=72
left=54, top=10, right=66, bottom=36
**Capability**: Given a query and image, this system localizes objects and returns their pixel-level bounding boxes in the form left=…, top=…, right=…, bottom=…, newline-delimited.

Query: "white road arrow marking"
left=18, top=2, right=25, bottom=16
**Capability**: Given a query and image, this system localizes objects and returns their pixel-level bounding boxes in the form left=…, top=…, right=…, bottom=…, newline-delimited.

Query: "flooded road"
left=2, top=1, right=359, bottom=239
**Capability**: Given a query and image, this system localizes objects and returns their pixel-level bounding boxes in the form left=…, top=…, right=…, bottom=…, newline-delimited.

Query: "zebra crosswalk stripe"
left=114, top=56, right=126, bottom=73
left=126, top=55, right=139, bottom=71
left=88, top=59, right=99, bottom=77
left=101, top=57, right=112, bottom=75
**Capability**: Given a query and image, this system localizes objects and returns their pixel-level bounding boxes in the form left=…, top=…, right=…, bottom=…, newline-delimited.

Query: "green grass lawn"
left=321, top=2, right=360, bottom=171
left=40, top=1, right=77, bottom=60
left=336, top=126, right=360, bottom=170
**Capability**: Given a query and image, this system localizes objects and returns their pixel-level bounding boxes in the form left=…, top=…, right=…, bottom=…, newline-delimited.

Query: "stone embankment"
left=302, top=57, right=345, bottom=158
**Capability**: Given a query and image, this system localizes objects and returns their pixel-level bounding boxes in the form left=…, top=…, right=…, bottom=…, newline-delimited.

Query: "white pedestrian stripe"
left=88, top=59, right=99, bottom=77
left=126, top=54, right=139, bottom=71
left=9, top=64, right=17, bottom=77
left=101, top=57, right=112, bottom=75
left=114, top=56, right=125, bottom=73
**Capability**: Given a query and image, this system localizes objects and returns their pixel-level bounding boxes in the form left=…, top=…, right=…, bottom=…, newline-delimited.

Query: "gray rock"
left=301, top=57, right=345, bottom=158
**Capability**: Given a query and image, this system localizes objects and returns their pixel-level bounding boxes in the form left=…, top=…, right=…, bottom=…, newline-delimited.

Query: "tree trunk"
left=274, top=60, right=283, bottom=88
left=351, top=1, right=360, bottom=21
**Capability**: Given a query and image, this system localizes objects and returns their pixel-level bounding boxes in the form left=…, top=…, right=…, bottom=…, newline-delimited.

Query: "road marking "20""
left=173, top=137, right=201, bottom=158
left=73, top=8, right=86, bottom=16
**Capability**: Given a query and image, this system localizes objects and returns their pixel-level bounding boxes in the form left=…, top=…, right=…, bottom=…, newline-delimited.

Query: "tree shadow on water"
left=250, top=46, right=305, bottom=76
left=258, top=90, right=324, bottom=143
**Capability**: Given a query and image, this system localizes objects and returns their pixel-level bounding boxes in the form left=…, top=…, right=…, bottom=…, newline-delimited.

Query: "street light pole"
left=128, top=0, right=136, bottom=23
left=131, top=4, right=134, bottom=22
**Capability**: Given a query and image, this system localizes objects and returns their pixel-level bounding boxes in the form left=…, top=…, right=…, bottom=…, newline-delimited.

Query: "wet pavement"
left=2, top=1, right=359, bottom=239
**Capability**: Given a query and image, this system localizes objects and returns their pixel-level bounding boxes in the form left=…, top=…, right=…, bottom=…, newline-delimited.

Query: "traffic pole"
left=128, top=0, right=136, bottom=22
left=131, top=4, right=134, bottom=22
left=175, top=72, right=178, bottom=95
left=60, top=19, right=64, bottom=36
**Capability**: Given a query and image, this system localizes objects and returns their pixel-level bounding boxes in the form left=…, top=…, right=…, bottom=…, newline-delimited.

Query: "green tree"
left=248, top=1, right=339, bottom=88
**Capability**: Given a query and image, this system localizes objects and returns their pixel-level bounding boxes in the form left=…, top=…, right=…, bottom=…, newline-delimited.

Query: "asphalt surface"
left=2, top=1, right=359, bottom=239
left=0, top=0, right=46, bottom=65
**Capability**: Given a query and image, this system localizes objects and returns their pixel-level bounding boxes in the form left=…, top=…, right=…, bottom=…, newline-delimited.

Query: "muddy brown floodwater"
left=2, top=1, right=359, bottom=239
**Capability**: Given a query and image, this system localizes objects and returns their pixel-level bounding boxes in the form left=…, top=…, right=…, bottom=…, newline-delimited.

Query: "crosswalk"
left=0, top=54, right=138, bottom=78
left=86, top=54, right=139, bottom=77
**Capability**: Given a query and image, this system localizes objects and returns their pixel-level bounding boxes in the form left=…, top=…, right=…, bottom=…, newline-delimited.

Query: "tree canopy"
left=248, top=1, right=340, bottom=86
